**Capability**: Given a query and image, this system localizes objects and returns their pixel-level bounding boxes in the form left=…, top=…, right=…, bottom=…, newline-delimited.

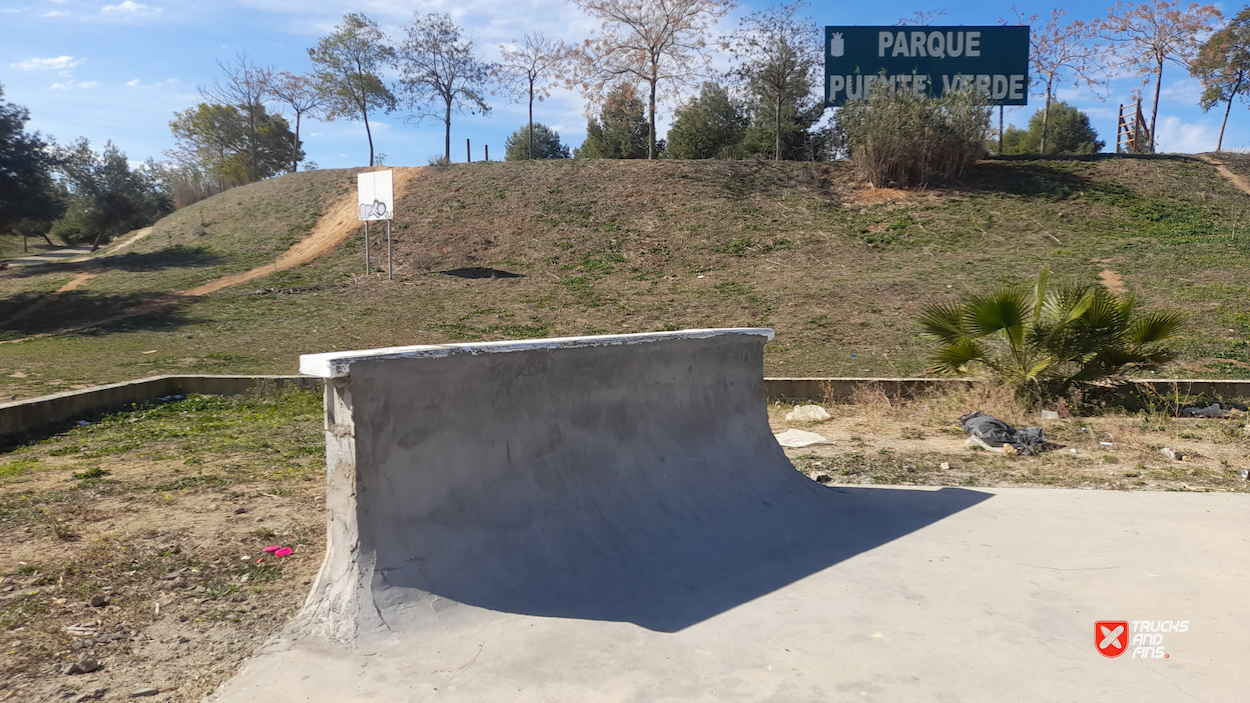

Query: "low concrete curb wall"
left=4, top=374, right=1249, bottom=438
left=0, top=375, right=322, bottom=437
left=764, top=377, right=1250, bottom=401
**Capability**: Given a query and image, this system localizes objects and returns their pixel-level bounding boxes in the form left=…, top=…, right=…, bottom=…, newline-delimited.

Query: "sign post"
left=824, top=26, right=1029, bottom=108
left=357, top=170, right=395, bottom=279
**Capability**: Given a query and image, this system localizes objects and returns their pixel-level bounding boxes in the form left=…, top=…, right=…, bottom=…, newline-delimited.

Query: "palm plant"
left=917, top=268, right=1186, bottom=398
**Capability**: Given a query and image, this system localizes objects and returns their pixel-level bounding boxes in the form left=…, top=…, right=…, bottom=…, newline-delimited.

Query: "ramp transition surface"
left=211, top=329, right=1250, bottom=702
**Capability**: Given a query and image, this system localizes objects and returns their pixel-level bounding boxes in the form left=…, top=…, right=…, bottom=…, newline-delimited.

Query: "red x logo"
left=1096, top=621, right=1129, bottom=658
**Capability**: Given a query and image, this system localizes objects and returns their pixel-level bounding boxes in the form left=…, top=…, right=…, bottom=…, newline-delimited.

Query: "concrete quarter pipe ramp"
left=213, top=329, right=1249, bottom=702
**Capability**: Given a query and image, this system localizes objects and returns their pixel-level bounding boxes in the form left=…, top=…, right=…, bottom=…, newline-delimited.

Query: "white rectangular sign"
left=357, top=170, right=394, bottom=221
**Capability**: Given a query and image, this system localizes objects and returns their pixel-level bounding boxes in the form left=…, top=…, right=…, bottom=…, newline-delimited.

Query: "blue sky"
left=0, top=0, right=1242, bottom=169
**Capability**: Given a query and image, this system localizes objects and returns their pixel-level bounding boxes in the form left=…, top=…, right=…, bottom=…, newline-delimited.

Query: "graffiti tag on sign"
left=359, top=200, right=389, bottom=220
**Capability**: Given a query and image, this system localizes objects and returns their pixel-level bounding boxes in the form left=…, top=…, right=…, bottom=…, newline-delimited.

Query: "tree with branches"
left=199, top=53, right=274, bottom=183
left=395, top=12, right=493, bottom=163
left=1191, top=7, right=1250, bottom=152
left=270, top=72, right=325, bottom=172
left=495, top=33, right=569, bottom=160
left=723, top=1, right=821, bottom=161
left=1102, top=0, right=1222, bottom=152
left=570, top=0, right=735, bottom=160
left=308, top=13, right=396, bottom=167
left=1005, top=7, right=1106, bottom=154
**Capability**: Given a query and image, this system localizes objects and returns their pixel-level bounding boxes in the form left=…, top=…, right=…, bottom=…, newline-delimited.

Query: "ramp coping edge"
left=299, top=328, right=776, bottom=378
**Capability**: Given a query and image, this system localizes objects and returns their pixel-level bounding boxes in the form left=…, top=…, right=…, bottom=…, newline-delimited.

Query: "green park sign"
left=824, top=26, right=1030, bottom=107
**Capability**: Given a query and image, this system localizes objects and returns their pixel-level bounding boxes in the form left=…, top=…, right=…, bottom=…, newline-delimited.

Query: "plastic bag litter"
left=785, top=405, right=831, bottom=422
left=773, top=429, right=832, bottom=448
left=1180, top=403, right=1247, bottom=419
left=958, top=411, right=1047, bottom=456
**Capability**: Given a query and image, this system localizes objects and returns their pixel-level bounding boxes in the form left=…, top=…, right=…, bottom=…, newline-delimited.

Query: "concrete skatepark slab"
left=210, top=330, right=1250, bottom=702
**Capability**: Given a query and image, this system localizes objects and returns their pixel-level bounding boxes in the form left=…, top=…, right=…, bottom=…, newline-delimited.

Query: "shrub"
left=917, top=267, right=1186, bottom=400
left=836, top=83, right=992, bottom=187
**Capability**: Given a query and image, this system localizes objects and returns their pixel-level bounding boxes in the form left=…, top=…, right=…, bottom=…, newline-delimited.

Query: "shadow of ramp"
left=373, top=484, right=989, bottom=633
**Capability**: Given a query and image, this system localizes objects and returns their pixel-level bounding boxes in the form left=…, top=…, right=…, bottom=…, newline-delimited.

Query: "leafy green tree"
left=917, top=268, right=1185, bottom=398
left=51, top=139, right=172, bottom=250
left=309, top=13, right=397, bottom=167
left=395, top=12, right=493, bottom=162
left=575, top=83, right=653, bottom=159
left=665, top=82, right=746, bottom=159
left=1001, top=102, right=1104, bottom=155
left=168, top=103, right=301, bottom=188
left=504, top=123, right=570, bottom=160
left=0, top=83, right=62, bottom=242
left=737, top=98, right=829, bottom=161
left=199, top=53, right=274, bottom=183
left=723, top=2, right=822, bottom=161
left=1190, top=7, right=1250, bottom=152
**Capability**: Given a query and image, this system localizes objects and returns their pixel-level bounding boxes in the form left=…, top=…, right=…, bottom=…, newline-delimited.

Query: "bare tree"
left=199, top=53, right=274, bottom=182
left=570, top=0, right=735, bottom=159
left=1103, top=0, right=1222, bottom=151
left=495, top=33, right=569, bottom=160
left=896, top=10, right=947, bottom=25
left=723, top=1, right=821, bottom=161
left=271, top=72, right=325, bottom=172
left=308, top=13, right=397, bottom=167
left=1191, top=8, right=1250, bottom=151
left=1006, top=7, right=1107, bottom=154
left=395, top=12, right=493, bottom=162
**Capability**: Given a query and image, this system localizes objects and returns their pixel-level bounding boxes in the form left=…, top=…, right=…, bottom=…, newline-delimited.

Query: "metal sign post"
left=824, top=26, right=1029, bottom=108
left=357, top=170, right=395, bottom=277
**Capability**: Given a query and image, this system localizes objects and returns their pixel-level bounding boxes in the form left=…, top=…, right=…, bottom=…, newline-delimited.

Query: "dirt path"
left=0, top=167, right=421, bottom=343
left=182, top=167, right=419, bottom=296
left=1197, top=153, right=1250, bottom=196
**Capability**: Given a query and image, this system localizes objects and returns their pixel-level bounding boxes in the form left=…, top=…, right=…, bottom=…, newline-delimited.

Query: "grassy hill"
left=2, top=155, right=1249, bottom=400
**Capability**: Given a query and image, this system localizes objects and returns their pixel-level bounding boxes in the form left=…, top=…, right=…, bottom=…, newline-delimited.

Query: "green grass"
left=1, top=156, right=1249, bottom=400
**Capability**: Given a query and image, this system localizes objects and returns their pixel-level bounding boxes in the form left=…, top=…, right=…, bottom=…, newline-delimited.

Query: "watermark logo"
left=1096, top=621, right=1129, bottom=658
left=1097, top=621, right=1188, bottom=658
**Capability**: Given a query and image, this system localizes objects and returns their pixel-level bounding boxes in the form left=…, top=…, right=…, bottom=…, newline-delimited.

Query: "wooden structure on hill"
left=1117, top=100, right=1151, bottom=154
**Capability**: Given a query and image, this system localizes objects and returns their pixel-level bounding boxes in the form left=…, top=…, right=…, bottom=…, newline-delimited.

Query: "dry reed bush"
left=840, top=381, right=1029, bottom=428
left=836, top=85, right=992, bottom=187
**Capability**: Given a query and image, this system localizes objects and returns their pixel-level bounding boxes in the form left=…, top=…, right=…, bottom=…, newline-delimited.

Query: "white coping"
left=299, top=328, right=776, bottom=379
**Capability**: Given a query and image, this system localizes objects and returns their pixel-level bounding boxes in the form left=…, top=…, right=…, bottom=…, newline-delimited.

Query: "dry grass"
left=0, top=389, right=325, bottom=702
left=772, top=383, right=1250, bottom=492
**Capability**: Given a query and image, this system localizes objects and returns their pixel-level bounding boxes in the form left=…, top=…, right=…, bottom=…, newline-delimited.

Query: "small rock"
left=234, top=507, right=247, bottom=514
left=785, top=405, right=832, bottom=422
left=810, top=471, right=834, bottom=484
left=62, top=657, right=103, bottom=675
left=177, top=636, right=189, bottom=644
left=170, top=577, right=187, bottom=589
left=939, top=462, right=951, bottom=470
left=1040, top=410, right=1060, bottom=420
left=178, top=615, right=188, bottom=622
left=254, top=516, right=264, bottom=523
left=88, top=595, right=109, bottom=608
left=130, top=688, right=159, bottom=697
left=193, top=585, right=206, bottom=594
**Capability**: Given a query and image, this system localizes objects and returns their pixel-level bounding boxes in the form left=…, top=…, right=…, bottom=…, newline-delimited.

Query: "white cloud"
left=127, top=78, right=140, bottom=87
left=39, top=10, right=70, bottom=17
left=1160, top=78, right=1203, bottom=104
left=1155, top=115, right=1216, bottom=153
left=1, top=8, right=21, bottom=13
left=50, top=80, right=101, bottom=90
left=12, top=55, right=83, bottom=70
left=101, top=1, right=162, bottom=15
